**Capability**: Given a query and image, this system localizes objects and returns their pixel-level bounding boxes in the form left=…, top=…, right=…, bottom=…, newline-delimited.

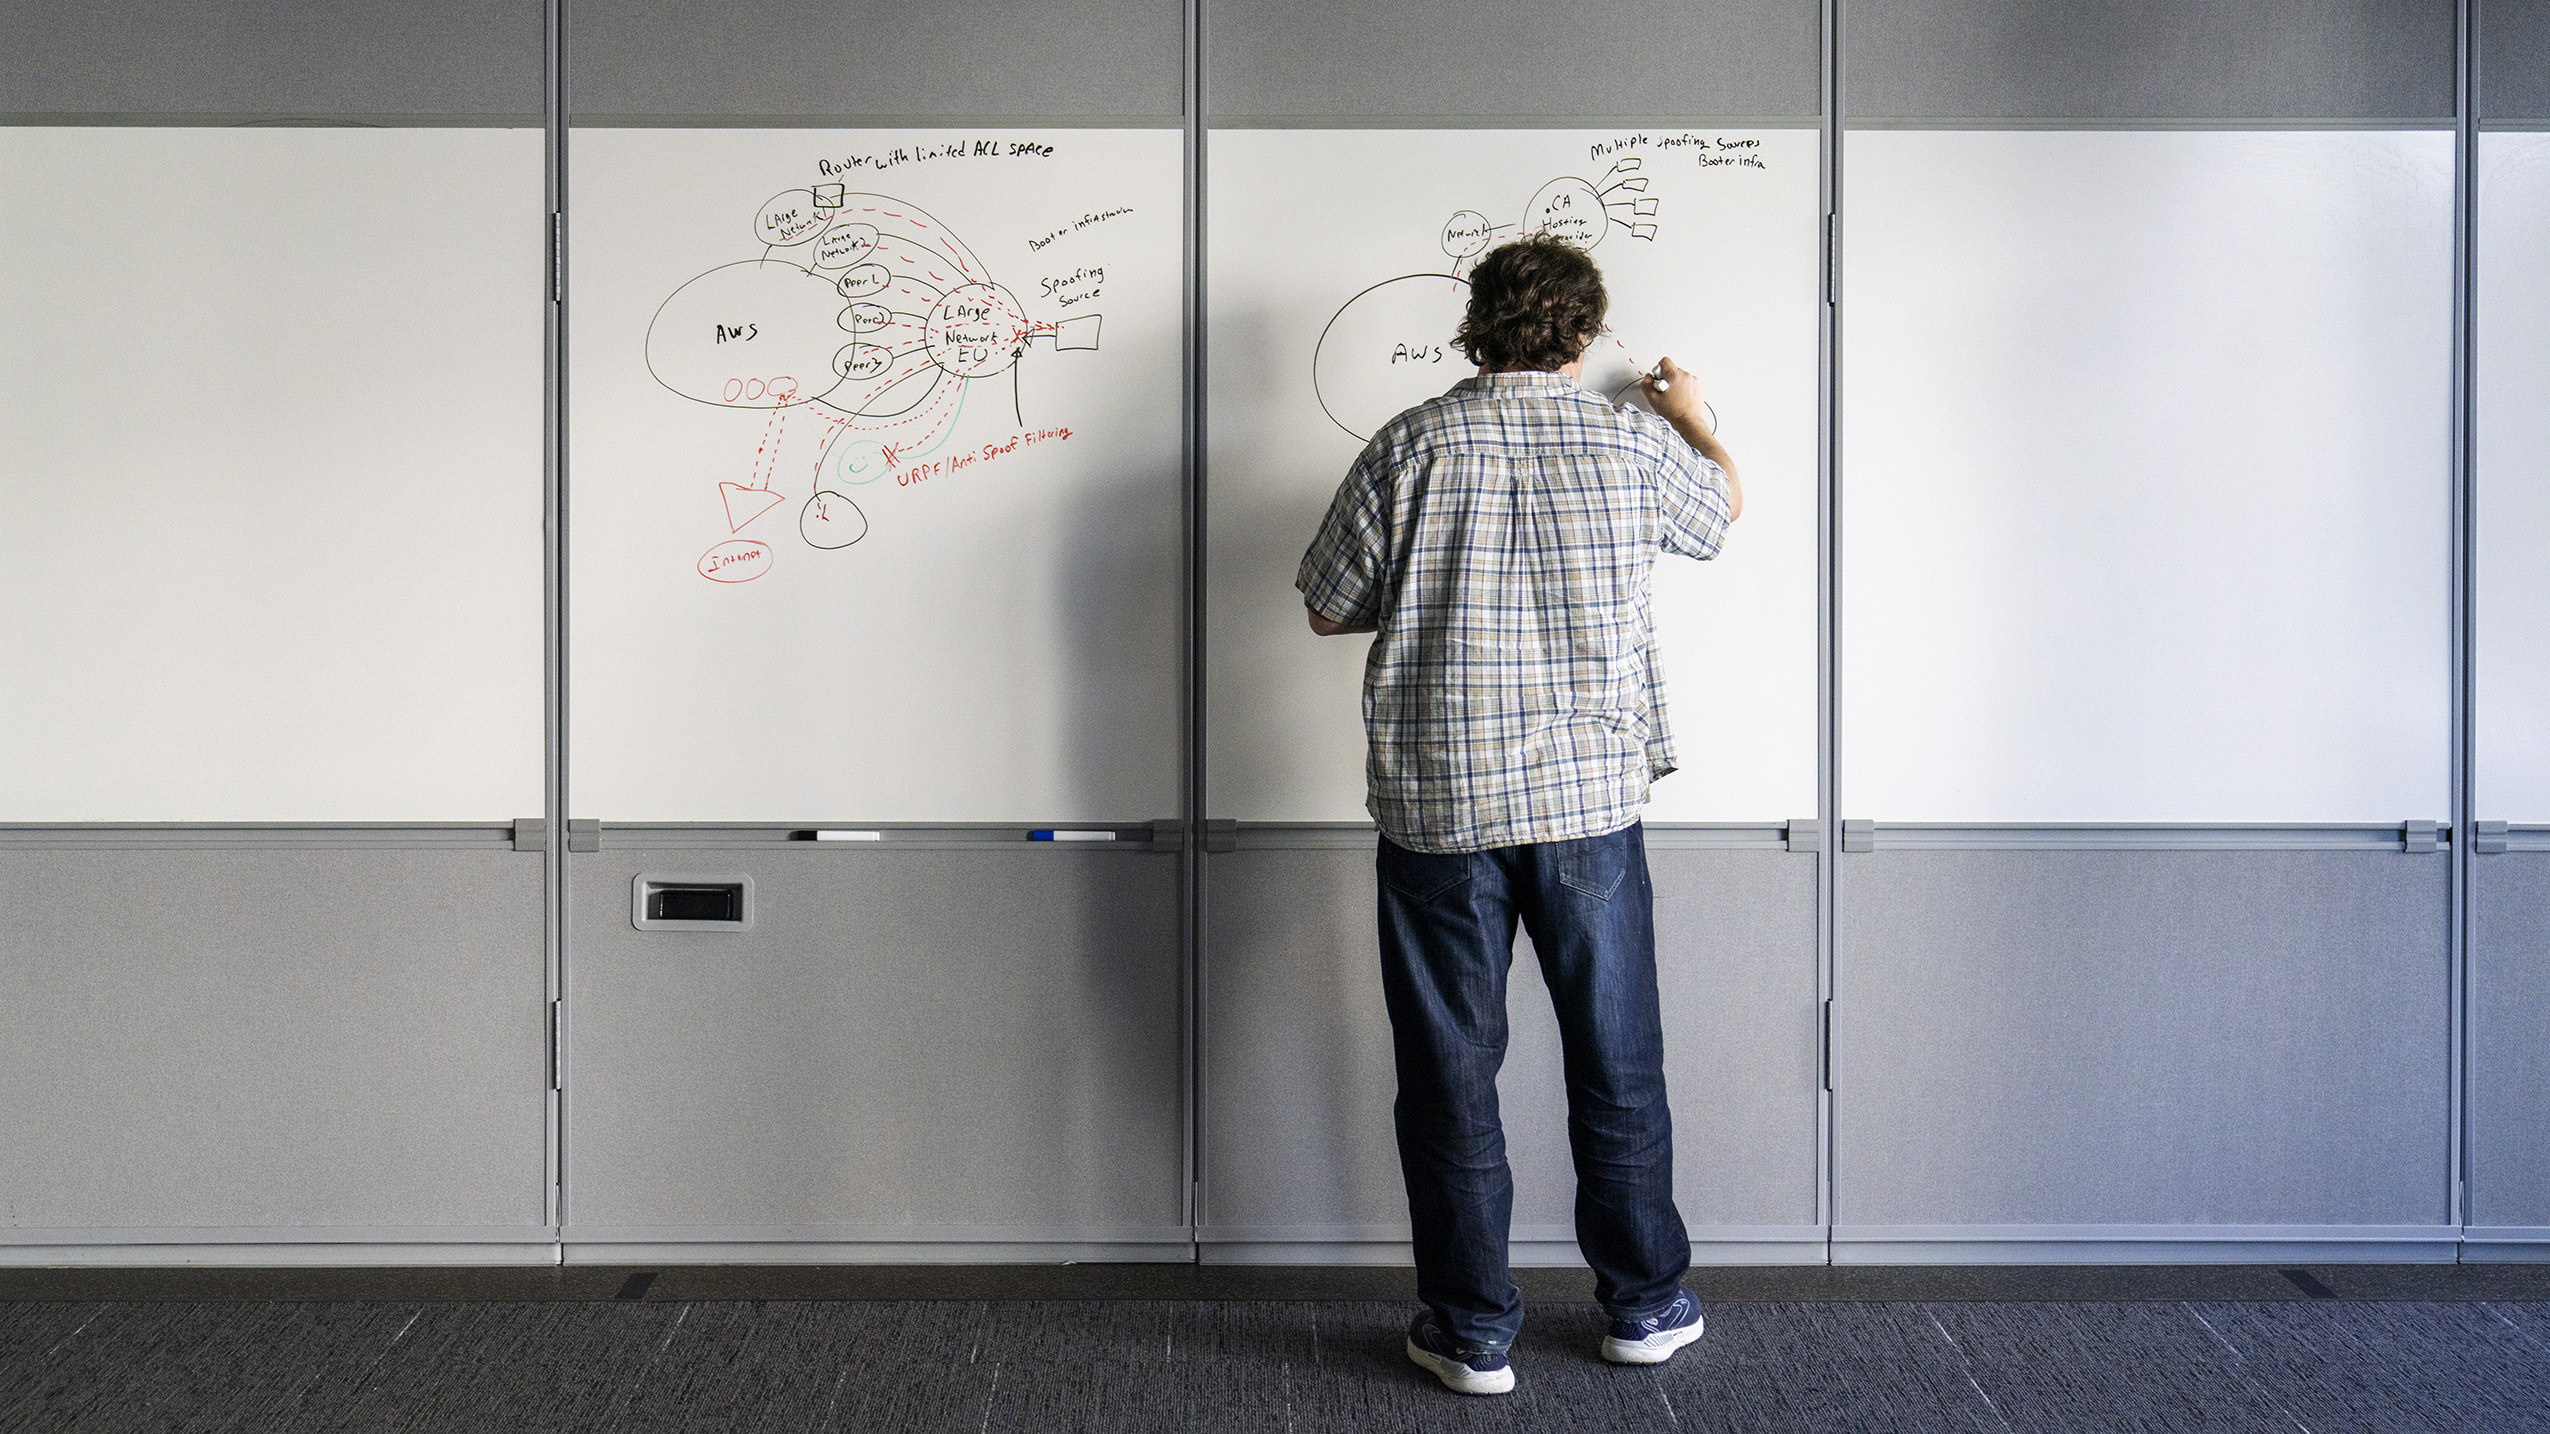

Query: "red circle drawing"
left=698, top=539, right=772, bottom=582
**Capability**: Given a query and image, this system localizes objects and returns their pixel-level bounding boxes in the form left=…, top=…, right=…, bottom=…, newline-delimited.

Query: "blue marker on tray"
left=1029, top=829, right=1118, bottom=842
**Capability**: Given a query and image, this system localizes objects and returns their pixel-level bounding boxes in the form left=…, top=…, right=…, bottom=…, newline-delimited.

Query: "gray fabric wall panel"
left=0, top=1, right=543, bottom=117
left=1836, top=851, right=2450, bottom=1228
left=564, top=851, right=1182, bottom=1232
left=2472, top=856, right=2550, bottom=1228
left=0, top=850, right=547, bottom=1230
left=1846, top=0, right=2455, bottom=120
left=1199, top=850, right=1402, bottom=1231
left=1205, top=0, right=1821, bottom=119
left=1200, top=847, right=1820, bottom=1237
left=569, top=0, right=1185, bottom=117
left=2485, top=0, right=2550, bottom=120
left=1651, top=848, right=1823, bottom=1225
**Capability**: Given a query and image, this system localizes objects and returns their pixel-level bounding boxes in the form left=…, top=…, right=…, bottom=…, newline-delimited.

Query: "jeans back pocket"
left=1556, top=836, right=1629, bottom=902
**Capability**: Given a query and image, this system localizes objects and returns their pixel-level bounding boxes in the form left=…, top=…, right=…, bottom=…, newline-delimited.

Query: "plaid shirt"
left=1298, top=372, right=1732, bottom=853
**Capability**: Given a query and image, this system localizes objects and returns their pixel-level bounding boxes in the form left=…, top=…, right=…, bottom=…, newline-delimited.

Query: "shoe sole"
left=1601, top=1312, right=1706, bottom=1365
left=1406, top=1336, right=1517, bottom=1395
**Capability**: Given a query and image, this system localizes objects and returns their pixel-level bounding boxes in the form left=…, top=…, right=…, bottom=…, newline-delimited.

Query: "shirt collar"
left=1454, top=370, right=1583, bottom=396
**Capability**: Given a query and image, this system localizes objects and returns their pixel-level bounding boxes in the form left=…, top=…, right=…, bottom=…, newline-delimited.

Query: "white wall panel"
left=2476, top=132, right=2550, bottom=821
left=1842, top=129, right=2453, bottom=822
left=0, top=128, right=547, bottom=820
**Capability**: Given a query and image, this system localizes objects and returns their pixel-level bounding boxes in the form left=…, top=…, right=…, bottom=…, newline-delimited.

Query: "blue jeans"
left=1376, top=820, right=1690, bottom=1349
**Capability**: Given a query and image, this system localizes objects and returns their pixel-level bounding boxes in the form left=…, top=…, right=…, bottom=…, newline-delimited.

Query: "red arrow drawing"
left=719, top=482, right=788, bottom=532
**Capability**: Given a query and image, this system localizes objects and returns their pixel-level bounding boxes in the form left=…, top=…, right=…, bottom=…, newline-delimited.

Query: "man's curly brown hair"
left=1452, top=236, right=1608, bottom=372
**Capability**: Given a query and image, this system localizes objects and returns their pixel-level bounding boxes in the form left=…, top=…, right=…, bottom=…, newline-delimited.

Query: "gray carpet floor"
left=6, top=1295, right=2550, bottom=1432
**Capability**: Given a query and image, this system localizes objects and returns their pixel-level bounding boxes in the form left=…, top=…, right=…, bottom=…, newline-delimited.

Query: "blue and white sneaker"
left=1405, top=1312, right=1516, bottom=1395
left=1601, top=1291, right=1706, bottom=1365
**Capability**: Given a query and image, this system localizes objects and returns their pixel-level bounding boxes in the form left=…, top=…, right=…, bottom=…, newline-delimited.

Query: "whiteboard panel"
left=1841, top=130, right=2453, bottom=823
left=1205, top=129, right=1821, bottom=823
left=2477, top=132, right=2550, bottom=822
left=0, top=128, right=546, bottom=821
left=569, top=130, right=1183, bottom=821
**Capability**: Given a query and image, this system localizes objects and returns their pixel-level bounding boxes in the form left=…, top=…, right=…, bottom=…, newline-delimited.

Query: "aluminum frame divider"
left=0, top=826, right=525, bottom=849
left=545, top=0, right=570, bottom=1246
left=2450, top=0, right=2480, bottom=1239
left=1182, top=0, right=1208, bottom=1258
left=1818, top=0, right=1844, bottom=1257
left=1858, top=824, right=2453, bottom=852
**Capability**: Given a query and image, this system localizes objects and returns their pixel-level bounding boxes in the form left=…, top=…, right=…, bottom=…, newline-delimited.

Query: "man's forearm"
left=1667, top=415, right=1743, bottom=522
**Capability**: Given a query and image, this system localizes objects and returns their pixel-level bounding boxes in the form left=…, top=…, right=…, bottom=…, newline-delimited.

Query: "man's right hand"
left=1641, top=356, right=1709, bottom=431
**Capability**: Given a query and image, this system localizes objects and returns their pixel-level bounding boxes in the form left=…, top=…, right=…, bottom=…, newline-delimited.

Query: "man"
left=1296, top=236, right=1741, bottom=1396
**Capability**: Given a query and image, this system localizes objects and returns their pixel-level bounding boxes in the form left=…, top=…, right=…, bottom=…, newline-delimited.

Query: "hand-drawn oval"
left=832, top=343, right=892, bottom=380
left=756, top=190, right=826, bottom=246
left=924, top=281, right=1028, bottom=379
left=698, top=538, right=773, bottom=582
left=835, top=264, right=891, bottom=299
left=647, top=261, right=845, bottom=408
left=800, top=491, right=868, bottom=550
left=1525, top=176, right=1607, bottom=248
left=811, top=221, right=880, bottom=269
left=1311, top=273, right=1471, bottom=441
left=1440, top=210, right=1497, bottom=259
left=839, top=301, right=892, bottom=333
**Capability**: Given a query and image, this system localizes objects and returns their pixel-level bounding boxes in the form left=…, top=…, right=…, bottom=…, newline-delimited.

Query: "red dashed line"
left=868, top=368, right=961, bottom=438
left=746, top=406, right=788, bottom=489
left=875, top=372, right=964, bottom=446
left=814, top=415, right=846, bottom=475
left=870, top=228, right=975, bottom=286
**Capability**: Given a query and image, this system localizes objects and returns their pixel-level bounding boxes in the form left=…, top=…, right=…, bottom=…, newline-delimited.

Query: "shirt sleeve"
left=1655, top=435, right=1733, bottom=560
left=1297, top=443, right=1394, bottom=627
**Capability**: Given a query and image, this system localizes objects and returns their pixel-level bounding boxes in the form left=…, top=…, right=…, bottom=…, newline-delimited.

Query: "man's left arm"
left=1299, top=450, right=1390, bottom=636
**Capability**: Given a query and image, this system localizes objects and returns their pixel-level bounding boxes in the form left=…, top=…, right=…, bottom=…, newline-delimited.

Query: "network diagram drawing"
left=1313, top=160, right=1672, bottom=443
left=647, top=183, right=1101, bottom=584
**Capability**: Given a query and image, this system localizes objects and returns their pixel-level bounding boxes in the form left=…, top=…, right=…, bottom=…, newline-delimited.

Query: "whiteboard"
left=1840, top=130, right=2454, bottom=824
left=1205, top=128, right=1822, bottom=824
left=569, top=129, right=1184, bottom=822
left=2477, top=131, right=2550, bottom=823
left=0, top=128, right=546, bottom=821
